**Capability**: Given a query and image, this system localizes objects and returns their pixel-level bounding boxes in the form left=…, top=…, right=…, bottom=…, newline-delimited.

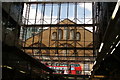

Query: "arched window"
left=70, top=29, right=75, bottom=40
left=58, top=29, right=63, bottom=40
left=64, top=27, right=69, bottom=39
left=76, top=32, right=81, bottom=40
left=52, top=32, right=57, bottom=39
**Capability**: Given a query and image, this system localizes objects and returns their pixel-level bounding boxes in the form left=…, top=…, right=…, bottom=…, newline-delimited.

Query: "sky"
left=23, top=2, right=93, bottom=31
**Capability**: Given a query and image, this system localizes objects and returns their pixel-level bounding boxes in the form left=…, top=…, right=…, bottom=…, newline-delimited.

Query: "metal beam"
left=39, top=59, right=95, bottom=62
left=22, top=24, right=94, bottom=27
left=32, top=55, right=96, bottom=58
left=47, top=74, right=90, bottom=78
left=23, top=47, right=94, bottom=50
left=25, top=2, right=93, bottom=4
left=2, top=43, right=55, bottom=73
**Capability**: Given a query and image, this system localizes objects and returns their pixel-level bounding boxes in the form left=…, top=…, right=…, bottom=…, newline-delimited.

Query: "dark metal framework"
left=20, top=2, right=95, bottom=80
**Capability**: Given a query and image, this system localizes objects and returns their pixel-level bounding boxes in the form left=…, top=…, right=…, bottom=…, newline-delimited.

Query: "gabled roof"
left=57, top=18, right=76, bottom=24
left=57, top=18, right=92, bottom=33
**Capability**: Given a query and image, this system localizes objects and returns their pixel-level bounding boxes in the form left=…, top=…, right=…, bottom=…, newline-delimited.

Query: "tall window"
left=52, top=32, right=57, bottom=39
left=64, top=27, right=69, bottom=39
left=70, top=29, right=75, bottom=39
left=58, top=29, right=63, bottom=40
left=76, top=32, right=81, bottom=40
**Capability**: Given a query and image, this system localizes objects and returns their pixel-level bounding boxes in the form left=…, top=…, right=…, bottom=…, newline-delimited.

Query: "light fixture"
left=91, top=69, right=93, bottom=72
left=20, top=70, right=26, bottom=74
left=94, top=75, right=105, bottom=78
left=103, top=58, right=104, bottom=60
left=116, top=41, right=120, bottom=47
left=110, top=48, right=116, bottom=54
left=111, top=0, right=120, bottom=19
left=6, top=66, right=12, bottom=69
left=110, top=45, right=113, bottom=49
left=2, top=65, right=6, bottom=67
left=93, top=61, right=96, bottom=65
left=98, top=43, right=104, bottom=52
left=2, top=65, right=13, bottom=69
left=0, top=65, right=3, bottom=68
left=113, top=42, right=115, bottom=44
left=116, top=35, right=119, bottom=39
